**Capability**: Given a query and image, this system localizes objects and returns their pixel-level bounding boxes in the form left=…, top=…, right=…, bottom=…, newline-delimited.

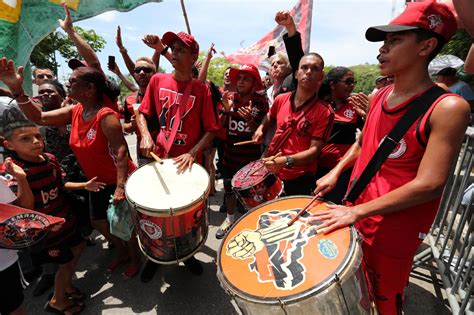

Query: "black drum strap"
left=343, top=85, right=445, bottom=204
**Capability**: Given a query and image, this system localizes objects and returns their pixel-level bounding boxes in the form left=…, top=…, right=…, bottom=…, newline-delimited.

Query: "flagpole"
left=180, top=0, right=192, bottom=34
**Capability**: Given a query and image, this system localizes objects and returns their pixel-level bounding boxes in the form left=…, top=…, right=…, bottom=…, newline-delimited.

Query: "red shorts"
left=362, top=241, right=413, bottom=315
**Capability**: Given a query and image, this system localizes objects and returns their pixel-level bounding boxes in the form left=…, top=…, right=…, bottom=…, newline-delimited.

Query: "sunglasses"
left=339, top=78, right=356, bottom=85
left=134, top=67, right=154, bottom=74
left=36, top=74, right=53, bottom=79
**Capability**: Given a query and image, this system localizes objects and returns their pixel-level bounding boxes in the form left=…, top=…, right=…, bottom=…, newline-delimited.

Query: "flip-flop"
left=44, top=300, right=84, bottom=314
left=107, top=257, right=129, bottom=272
left=65, top=287, right=86, bottom=302
left=122, top=263, right=141, bottom=280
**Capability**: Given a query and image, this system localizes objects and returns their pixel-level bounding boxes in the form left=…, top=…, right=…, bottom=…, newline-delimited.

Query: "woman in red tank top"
left=2, top=64, right=141, bottom=279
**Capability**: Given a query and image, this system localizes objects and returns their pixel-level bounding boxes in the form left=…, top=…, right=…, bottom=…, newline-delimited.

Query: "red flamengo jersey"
left=138, top=74, right=220, bottom=160
left=269, top=92, right=334, bottom=180
left=69, top=105, right=136, bottom=185
left=319, top=101, right=362, bottom=168
left=223, top=92, right=269, bottom=174
left=351, top=85, right=458, bottom=257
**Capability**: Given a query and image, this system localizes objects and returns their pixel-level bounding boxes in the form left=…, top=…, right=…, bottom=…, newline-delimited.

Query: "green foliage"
left=30, top=26, right=106, bottom=75
left=350, top=64, right=381, bottom=94
left=198, top=52, right=233, bottom=87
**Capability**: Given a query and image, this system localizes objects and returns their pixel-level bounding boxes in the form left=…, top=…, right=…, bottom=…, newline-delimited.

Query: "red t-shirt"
left=69, top=105, right=136, bottom=185
left=351, top=85, right=458, bottom=257
left=138, top=73, right=220, bottom=160
left=223, top=92, right=269, bottom=174
left=269, top=92, right=334, bottom=180
left=319, top=101, right=362, bottom=168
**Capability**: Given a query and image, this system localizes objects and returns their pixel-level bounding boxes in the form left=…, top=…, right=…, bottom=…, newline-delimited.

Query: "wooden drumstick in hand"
left=234, top=139, right=258, bottom=146
left=287, top=195, right=319, bottom=226
left=150, top=151, right=164, bottom=164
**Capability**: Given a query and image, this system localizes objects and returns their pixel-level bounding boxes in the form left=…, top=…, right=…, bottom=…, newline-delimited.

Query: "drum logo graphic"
left=226, top=209, right=322, bottom=290
left=0, top=213, right=50, bottom=249
left=139, top=219, right=162, bottom=240
left=318, top=239, right=338, bottom=259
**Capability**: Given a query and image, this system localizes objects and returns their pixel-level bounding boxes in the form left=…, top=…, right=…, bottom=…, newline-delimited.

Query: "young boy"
left=215, top=64, right=269, bottom=239
left=313, top=2, right=470, bottom=313
left=2, top=120, right=105, bottom=313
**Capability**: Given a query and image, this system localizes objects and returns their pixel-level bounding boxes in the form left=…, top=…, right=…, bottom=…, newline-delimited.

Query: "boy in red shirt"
left=215, top=64, right=269, bottom=239
left=313, top=3, right=470, bottom=313
left=2, top=120, right=105, bottom=313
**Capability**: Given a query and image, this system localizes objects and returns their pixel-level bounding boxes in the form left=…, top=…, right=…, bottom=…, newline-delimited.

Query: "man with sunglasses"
left=136, top=31, right=220, bottom=280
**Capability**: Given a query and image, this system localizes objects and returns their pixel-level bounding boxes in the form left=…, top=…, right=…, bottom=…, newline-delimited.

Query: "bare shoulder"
left=430, top=95, right=470, bottom=132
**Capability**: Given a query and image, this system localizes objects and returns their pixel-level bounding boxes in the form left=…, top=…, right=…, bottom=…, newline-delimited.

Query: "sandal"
left=44, top=300, right=84, bottom=314
left=107, top=257, right=129, bottom=272
left=65, top=287, right=86, bottom=302
left=122, top=263, right=141, bottom=280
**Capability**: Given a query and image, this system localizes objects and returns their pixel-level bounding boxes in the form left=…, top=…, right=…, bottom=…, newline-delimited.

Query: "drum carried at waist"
left=231, top=160, right=284, bottom=210
left=217, top=196, right=375, bottom=315
left=125, top=159, right=210, bottom=264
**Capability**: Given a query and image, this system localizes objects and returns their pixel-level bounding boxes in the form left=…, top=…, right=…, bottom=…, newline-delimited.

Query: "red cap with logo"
left=162, top=31, right=199, bottom=54
left=229, top=64, right=263, bottom=91
left=365, top=1, right=457, bottom=42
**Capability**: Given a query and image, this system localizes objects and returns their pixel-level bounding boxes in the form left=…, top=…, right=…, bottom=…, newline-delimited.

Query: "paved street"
left=23, top=135, right=453, bottom=314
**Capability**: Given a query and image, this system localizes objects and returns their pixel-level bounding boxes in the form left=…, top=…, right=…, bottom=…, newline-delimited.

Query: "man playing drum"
left=253, top=52, right=334, bottom=196
left=312, top=2, right=470, bottom=313
left=215, top=64, right=269, bottom=239
left=136, top=31, right=220, bottom=281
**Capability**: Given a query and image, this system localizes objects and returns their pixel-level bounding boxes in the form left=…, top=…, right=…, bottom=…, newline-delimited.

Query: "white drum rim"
left=216, top=195, right=358, bottom=305
left=125, top=160, right=210, bottom=214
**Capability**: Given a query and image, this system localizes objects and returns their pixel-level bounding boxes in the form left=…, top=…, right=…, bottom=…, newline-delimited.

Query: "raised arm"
left=115, top=25, right=136, bottom=75
left=276, top=10, right=304, bottom=80
left=108, top=60, right=138, bottom=92
left=4, top=158, right=34, bottom=209
left=0, top=58, right=73, bottom=126
left=198, top=43, right=216, bottom=82
left=143, top=34, right=172, bottom=70
left=58, top=5, right=102, bottom=72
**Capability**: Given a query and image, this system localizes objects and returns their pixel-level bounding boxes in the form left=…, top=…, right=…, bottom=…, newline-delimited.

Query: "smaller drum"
left=125, top=159, right=210, bottom=264
left=217, top=196, right=375, bottom=315
left=231, top=160, right=284, bottom=210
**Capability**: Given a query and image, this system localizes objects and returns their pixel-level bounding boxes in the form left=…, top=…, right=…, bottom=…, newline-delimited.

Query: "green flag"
left=0, top=0, right=162, bottom=92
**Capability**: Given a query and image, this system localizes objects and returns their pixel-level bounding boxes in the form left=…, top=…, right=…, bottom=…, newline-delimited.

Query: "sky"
left=55, top=0, right=407, bottom=80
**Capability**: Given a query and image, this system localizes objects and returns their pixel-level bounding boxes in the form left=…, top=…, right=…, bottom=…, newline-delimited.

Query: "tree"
left=30, top=26, right=106, bottom=74
left=439, top=29, right=473, bottom=85
left=198, top=53, right=233, bottom=87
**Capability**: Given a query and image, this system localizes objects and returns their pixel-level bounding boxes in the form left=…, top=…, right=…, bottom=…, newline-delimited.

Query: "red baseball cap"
left=229, top=64, right=263, bottom=91
left=162, top=31, right=199, bottom=54
left=365, top=1, right=456, bottom=42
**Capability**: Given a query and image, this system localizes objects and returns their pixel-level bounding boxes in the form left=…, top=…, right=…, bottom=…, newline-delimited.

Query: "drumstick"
left=234, top=139, right=258, bottom=146
left=149, top=151, right=164, bottom=164
left=248, top=152, right=282, bottom=177
left=287, top=195, right=319, bottom=226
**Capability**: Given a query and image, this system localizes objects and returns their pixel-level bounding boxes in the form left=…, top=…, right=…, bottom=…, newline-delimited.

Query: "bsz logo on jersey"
left=0, top=213, right=50, bottom=249
left=226, top=209, right=323, bottom=290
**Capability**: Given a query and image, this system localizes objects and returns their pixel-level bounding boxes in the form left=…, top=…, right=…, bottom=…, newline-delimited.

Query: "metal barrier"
left=413, top=127, right=474, bottom=315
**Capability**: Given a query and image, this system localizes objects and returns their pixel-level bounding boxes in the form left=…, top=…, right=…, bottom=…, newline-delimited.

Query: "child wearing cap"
left=313, top=2, right=470, bottom=313
left=215, top=64, right=269, bottom=239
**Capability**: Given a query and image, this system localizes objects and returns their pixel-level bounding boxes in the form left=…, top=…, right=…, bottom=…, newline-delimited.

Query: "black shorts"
left=32, top=230, right=84, bottom=265
left=0, top=261, right=25, bottom=314
left=89, top=185, right=116, bottom=220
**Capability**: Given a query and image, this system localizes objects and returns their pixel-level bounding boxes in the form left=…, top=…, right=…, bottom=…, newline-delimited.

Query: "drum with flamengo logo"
left=217, top=196, right=375, bottom=314
left=231, top=159, right=284, bottom=210
left=125, top=159, right=209, bottom=264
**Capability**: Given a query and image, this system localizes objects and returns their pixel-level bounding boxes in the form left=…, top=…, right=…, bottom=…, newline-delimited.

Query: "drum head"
left=125, top=159, right=209, bottom=211
left=231, top=160, right=268, bottom=189
left=218, top=196, right=356, bottom=304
